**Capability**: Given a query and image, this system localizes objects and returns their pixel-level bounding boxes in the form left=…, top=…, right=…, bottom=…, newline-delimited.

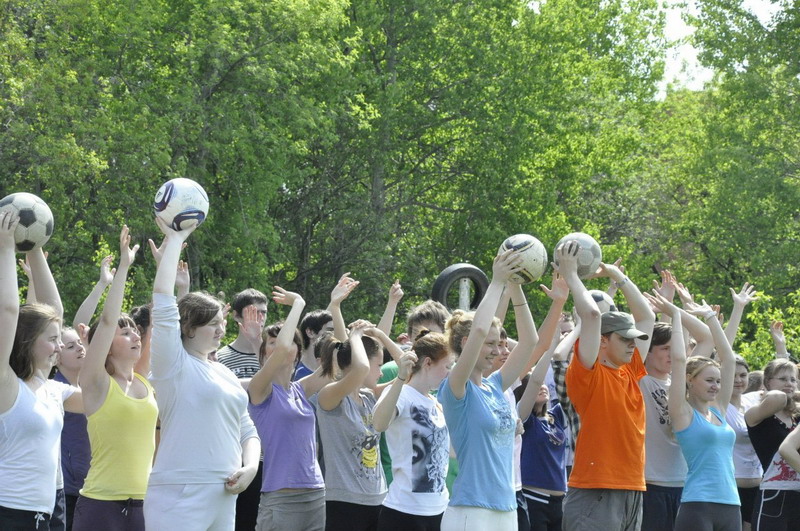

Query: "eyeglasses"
left=770, top=377, right=798, bottom=384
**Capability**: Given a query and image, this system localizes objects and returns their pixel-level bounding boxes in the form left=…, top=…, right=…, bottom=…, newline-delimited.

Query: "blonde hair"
left=445, top=310, right=501, bottom=356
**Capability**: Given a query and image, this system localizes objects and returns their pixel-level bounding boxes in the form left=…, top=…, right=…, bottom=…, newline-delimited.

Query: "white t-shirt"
left=640, top=374, right=687, bottom=485
left=378, top=385, right=450, bottom=516
left=0, top=378, right=75, bottom=513
left=725, top=392, right=763, bottom=480
left=148, top=293, right=258, bottom=486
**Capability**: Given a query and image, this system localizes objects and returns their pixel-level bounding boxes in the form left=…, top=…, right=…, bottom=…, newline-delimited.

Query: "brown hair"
left=410, top=330, right=449, bottom=376
left=407, top=300, right=450, bottom=337
left=11, top=303, right=61, bottom=380
left=445, top=310, right=501, bottom=356
left=87, top=314, right=138, bottom=375
left=318, top=331, right=381, bottom=378
left=686, top=356, right=719, bottom=381
left=763, top=359, right=799, bottom=391
left=258, top=322, right=302, bottom=366
left=178, top=292, right=223, bottom=339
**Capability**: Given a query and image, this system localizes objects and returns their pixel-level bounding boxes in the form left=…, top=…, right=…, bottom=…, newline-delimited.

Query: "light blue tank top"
left=675, top=407, right=739, bottom=505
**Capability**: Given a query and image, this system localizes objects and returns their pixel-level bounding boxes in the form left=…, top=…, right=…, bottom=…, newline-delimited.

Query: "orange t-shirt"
left=565, top=340, right=647, bottom=490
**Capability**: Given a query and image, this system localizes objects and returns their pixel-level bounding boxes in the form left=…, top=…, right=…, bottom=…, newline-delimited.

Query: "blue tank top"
left=675, top=407, right=739, bottom=505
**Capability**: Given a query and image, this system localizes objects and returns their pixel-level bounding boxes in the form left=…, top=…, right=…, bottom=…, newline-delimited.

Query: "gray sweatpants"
left=256, top=488, right=325, bottom=531
left=561, top=488, right=642, bottom=531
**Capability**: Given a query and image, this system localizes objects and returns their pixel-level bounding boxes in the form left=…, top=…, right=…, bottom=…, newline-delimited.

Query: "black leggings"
left=674, top=502, right=741, bottom=531
left=376, top=506, right=443, bottom=531
left=326, top=501, right=381, bottom=531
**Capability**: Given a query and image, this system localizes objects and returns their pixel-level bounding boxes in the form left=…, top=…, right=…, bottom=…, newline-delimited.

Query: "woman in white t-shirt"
left=373, top=330, right=453, bottom=530
left=0, top=212, right=83, bottom=530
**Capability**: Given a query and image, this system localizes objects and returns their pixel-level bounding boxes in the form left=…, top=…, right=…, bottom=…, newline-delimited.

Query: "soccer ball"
left=154, top=178, right=209, bottom=231
left=498, top=234, right=548, bottom=284
left=589, top=289, right=617, bottom=313
left=553, top=232, right=602, bottom=279
left=0, top=193, right=54, bottom=252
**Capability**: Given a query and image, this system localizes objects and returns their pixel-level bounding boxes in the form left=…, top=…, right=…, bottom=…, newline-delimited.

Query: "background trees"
left=1, top=0, right=797, bottom=364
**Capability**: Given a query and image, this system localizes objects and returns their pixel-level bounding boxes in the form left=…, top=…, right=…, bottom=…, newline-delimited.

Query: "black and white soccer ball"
left=589, top=289, right=617, bottom=313
left=154, top=178, right=209, bottom=231
left=0, top=193, right=55, bottom=252
left=553, top=232, right=602, bottom=279
left=499, top=234, right=548, bottom=284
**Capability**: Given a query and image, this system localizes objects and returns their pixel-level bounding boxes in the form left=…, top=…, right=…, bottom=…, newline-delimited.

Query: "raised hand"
left=119, top=225, right=140, bottom=268
left=730, top=282, right=757, bottom=307
left=674, top=280, right=695, bottom=306
left=98, top=254, right=116, bottom=286
left=272, top=286, right=302, bottom=308
left=175, top=260, right=190, bottom=294
left=396, top=350, right=418, bottom=381
left=685, top=299, right=717, bottom=320
left=771, top=321, right=787, bottom=349
left=0, top=211, right=19, bottom=250
left=654, top=269, right=676, bottom=302
left=644, top=290, right=679, bottom=318
left=552, top=241, right=579, bottom=277
left=348, top=319, right=375, bottom=337
left=388, top=280, right=404, bottom=305
left=541, top=271, right=569, bottom=303
left=238, top=304, right=265, bottom=350
left=331, top=273, right=359, bottom=304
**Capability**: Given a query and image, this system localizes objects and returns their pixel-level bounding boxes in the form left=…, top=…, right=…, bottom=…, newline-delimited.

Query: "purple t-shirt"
left=248, top=381, right=323, bottom=493
left=54, top=371, right=91, bottom=496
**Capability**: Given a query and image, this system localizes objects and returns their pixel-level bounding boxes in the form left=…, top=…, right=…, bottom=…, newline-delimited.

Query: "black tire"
left=430, top=263, right=490, bottom=311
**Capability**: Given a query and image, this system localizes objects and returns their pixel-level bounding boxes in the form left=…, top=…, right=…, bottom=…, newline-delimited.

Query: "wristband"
left=701, top=311, right=717, bottom=321
left=614, top=277, right=629, bottom=288
left=397, top=376, right=406, bottom=382
left=514, top=302, right=528, bottom=307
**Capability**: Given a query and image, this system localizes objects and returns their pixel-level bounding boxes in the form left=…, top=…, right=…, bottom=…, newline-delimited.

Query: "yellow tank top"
left=81, top=373, right=158, bottom=500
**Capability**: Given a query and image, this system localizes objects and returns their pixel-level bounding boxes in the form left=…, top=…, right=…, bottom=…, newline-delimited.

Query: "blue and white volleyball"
left=154, top=178, right=209, bottom=231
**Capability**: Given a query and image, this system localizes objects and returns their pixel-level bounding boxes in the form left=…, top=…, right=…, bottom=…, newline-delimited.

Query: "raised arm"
left=518, top=336, right=559, bottom=422
left=651, top=270, right=677, bottom=324
left=676, top=306, right=714, bottom=358
left=18, top=257, right=36, bottom=303
left=556, top=242, right=601, bottom=369
left=316, top=322, right=372, bottom=411
left=72, top=254, right=114, bottom=329
left=27, top=247, right=62, bottom=319
left=770, top=321, right=790, bottom=359
left=152, top=218, right=194, bottom=296
left=372, top=349, right=417, bottom=432
left=599, top=261, right=655, bottom=357
left=513, top=272, right=569, bottom=384
left=248, top=288, right=305, bottom=405
left=724, top=282, right=757, bottom=347
left=175, top=259, right=191, bottom=300
left=499, top=283, right=540, bottom=390
left=688, top=299, right=736, bottom=412
left=448, top=250, right=521, bottom=399
left=79, top=226, right=139, bottom=416
left=327, top=272, right=358, bottom=341
left=494, top=285, right=512, bottom=326
left=377, top=280, right=403, bottom=336
left=0, top=212, right=21, bottom=413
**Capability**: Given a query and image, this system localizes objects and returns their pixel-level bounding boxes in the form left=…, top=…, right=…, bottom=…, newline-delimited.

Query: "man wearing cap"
left=553, top=241, right=655, bottom=531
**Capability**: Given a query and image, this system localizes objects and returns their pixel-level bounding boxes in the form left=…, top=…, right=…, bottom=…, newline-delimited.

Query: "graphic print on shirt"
left=762, top=451, right=800, bottom=490
left=351, top=430, right=381, bottom=479
left=650, top=387, right=670, bottom=425
left=488, top=393, right=515, bottom=447
left=409, top=404, right=448, bottom=493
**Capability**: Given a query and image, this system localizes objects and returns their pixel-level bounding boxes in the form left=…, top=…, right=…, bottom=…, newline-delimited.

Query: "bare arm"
left=317, top=323, right=371, bottom=411
left=377, top=280, right=403, bottom=336
left=677, top=307, right=714, bottom=358
left=600, top=261, right=655, bottom=357
left=770, top=321, right=790, bottom=359
left=0, top=213, right=21, bottom=413
left=556, top=242, right=601, bottom=369
left=745, top=391, right=792, bottom=427
left=494, top=285, right=512, bottom=326
left=152, top=218, right=195, bottom=296
left=724, top=282, right=757, bottom=347
left=18, top=257, right=36, bottom=303
left=248, top=288, right=305, bottom=405
left=779, top=424, right=800, bottom=474
left=517, top=272, right=569, bottom=379
left=518, top=342, right=558, bottom=422
left=80, top=227, right=139, bottom=416
left=27, top=248, right=62, bottom=319
left=448, top=250, right=521, bottom=399
left=373, top=350, right=417, bottom=432
left=327, top=273, right=358, bottom=341
left=72, top=255, right=114, bottom=329
left=499, top=282, right=540, bottom=390
left=175, top=259, right=191, bottom=300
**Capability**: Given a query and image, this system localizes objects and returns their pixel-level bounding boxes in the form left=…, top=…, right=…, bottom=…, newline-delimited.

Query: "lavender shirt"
left=248, top=382, right=324, bottom=493
left=54, top=371, right=91, bottom=496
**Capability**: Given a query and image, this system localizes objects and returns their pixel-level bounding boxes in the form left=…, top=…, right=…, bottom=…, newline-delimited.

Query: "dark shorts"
left=522, top=488, right=564, bottom=531
left=0, top=505, right=51, bottom=531
left=751, top=489, right=800, bottom=531
left=71, top=497, right=144, bottom=531
left=377, top=506, right=443, bottom=531
left=49, top=489, right=66, bottom=531
left=642, top=484, right=682, bottom=531
left=737, top=486, right=757, bottom=525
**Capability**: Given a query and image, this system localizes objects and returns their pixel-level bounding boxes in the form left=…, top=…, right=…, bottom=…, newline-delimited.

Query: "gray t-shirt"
left=640, top=374, right=687, bottom=485
left=311, top=390, right=387, bottom=505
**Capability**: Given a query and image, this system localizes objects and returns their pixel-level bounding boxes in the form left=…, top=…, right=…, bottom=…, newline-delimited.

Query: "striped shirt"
left=217, top=345, right=260, bottom=379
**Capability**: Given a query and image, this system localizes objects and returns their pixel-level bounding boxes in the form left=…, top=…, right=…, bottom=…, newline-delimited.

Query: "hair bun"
left=414, top=329, right=431, bottom=342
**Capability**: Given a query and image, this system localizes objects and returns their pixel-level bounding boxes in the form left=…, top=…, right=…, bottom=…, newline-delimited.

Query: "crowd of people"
left=1, top=210, right=799, bottom=531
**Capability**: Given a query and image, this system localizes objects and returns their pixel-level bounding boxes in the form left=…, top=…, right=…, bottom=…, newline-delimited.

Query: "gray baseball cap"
left=601, top=311, right=649, bottom=340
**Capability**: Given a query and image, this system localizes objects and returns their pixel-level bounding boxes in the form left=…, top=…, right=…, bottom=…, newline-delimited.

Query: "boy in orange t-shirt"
left=553, top=241, right=655, bottom=531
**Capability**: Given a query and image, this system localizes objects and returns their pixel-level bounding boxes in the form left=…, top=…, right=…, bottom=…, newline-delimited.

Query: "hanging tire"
left=430, top=263, right=489, bottom=312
